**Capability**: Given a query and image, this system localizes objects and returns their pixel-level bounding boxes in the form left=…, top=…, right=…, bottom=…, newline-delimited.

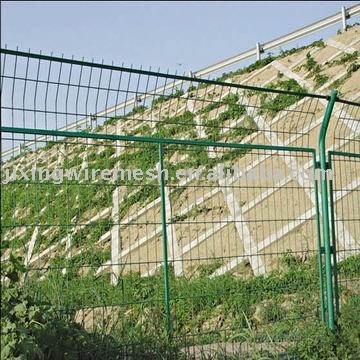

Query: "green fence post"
left=318, top=90, right=337, bottom=330
left=328, top=152, right=340, bottom=320
left=158, top=143, right=172, bottom=338
left=313, top=153, right=326, bottom=323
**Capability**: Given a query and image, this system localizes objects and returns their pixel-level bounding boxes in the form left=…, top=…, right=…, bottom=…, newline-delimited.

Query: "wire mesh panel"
left=1, top=131, right=170, bottom=357
left=160, top=142, right=322, bottom=357
left=1, top=49, right=327, bottom=160
left=1, top=129, right=322, bottom=357
left=1, top=48, right=360, bottom=358
left=328, top=100, right=360, bottom=321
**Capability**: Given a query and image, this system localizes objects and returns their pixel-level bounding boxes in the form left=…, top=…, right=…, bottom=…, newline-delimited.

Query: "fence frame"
left=328, top=149, right=360, bottom=325
left=1, top=47, right=359, bottom=350
left=1, top=96, right=355, bottom=333
left=318, top=90, right=337, bottom=330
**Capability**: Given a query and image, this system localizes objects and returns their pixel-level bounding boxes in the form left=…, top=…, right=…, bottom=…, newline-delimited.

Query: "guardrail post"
left=256, top=42, right=263, bottom=61
left=341, top=6, right=348, bottom=31
left=318, top=90, right=337, bottom=330
left=158, top=143, right=172, bottom=338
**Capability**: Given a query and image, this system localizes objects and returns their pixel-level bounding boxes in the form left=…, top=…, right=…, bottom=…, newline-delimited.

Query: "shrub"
left=292, top=321, right=336, bottom=359
left=336, top=294, right=360, bottom=359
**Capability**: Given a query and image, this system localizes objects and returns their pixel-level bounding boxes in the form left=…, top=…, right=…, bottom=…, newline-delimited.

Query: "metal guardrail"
left=200, top=4, right=360, bottom=74
left=1, top=4, right=359, bottom=159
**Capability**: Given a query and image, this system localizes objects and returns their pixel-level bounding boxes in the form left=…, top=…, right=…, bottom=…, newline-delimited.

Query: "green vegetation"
left=187, top=85, right=197, bottom=93
left=202, top=94, right=248, bottom=141
left=1, top=141, right=121, bottom=253
left=308, top=39, right=326, bottom=49
left=303, top=53, right=320, bottom=73
left=298, top=49, right=360, bottom=91
left=1, top=251, right=180, bottom=360
left=323, top=50, right=359, bottom=94
left=103, top=104, right=148, bottom=126
left=153, top=111, right=197, bottom=139
left=216, top=54, right=276, bottom=82
left=313, top=73, right=329, bottom=89
left=171, top=204, right=211, bottom=223
left=329, top=58, right=359, bottom=94
left=119, top=184, right=160, bottom=218
left=227, top=115, right=258, bottom=141
left=2, top=246, right=360, bottom=359
left=216, top=39, right=326, bottom=82
left=327, top=51, right=359, bottom=67
left=299, top=52, right=329, bottom=89
left=344, top=21, right=360, bottom=31
left=70, top=219, right=112, bottom=248
left=259, top=79, right=307, bottom=117
left=152, top=88, right=185, bottom=109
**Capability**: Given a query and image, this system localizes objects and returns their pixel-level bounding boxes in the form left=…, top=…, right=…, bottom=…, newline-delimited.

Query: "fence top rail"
left=0, top=126, right=317, bottom=155
left=334, top=98, right=360, bottom=107
left=328, top=150, right=360, bottom=159
left=0, top=47, right=329, bottom=100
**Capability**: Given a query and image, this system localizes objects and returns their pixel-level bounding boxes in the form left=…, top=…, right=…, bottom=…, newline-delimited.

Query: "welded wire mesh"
left=1, top=132, right=321, bottom=356
left=1, top=49, right=326, bottom=160
left=328, top=100, right=360, bottom=320
left=1, top=48, right=360, bottom=358
left=162, top=143, right=321, bottom=355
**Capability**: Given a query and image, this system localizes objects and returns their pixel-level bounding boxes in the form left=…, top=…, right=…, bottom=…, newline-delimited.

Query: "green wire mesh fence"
left=1, top=48, right=359, bottom=358
left=328, top=100, right=360, bottom=322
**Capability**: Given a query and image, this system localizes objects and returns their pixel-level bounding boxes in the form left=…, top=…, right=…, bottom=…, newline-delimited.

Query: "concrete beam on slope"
left=143, top=219, right=230, bottom=277
left=95, top=225, right=163, bottom=276
left=115, top=122, right=123, bottom=158
left=164, top=186, right=183, bottom=276
left=240, top=72, right=357, bottom=261
left=186, top=99, right=206, bottom=138
left=61, top=233, right=73, bottom=275
left=269, top=60, right=359, bottom=248
left=110, top=186, right=123, bottom=285
left=271, top=61, right=309, bottom=88
left=24, top=226, right=39, bottom=267
left=111, top=121, right=125, bottom=285
left=214, top=175, right=359, bottom=276
left=57, top=144, right=66, bottom=167
left=196, top=87, right=265, bottom=276
left=325, top=39, right=359, bottom=54
left=28, top=207, right=111, bottom=265
left=219, top=175, right=266, bottom=275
